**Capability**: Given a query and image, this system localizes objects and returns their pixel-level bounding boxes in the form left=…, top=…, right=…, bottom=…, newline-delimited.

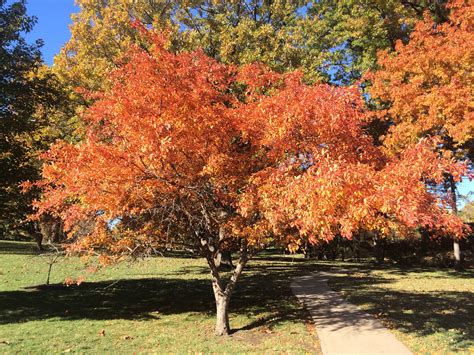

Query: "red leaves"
left=33, top=29, right=468, bottom=257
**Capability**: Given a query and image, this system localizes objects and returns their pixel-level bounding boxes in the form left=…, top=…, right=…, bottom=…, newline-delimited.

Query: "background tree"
left=367, top=0, right=473, bottom=268
left=30, top=29, right=467, bottom=335
left=54, top=0, right=449, bottom=91
left=306, top=0, right=450, bottom=83
left=460, top=201, right=474, bottom=223
left=53, top=0, right=181, bottom=92
left=0, top=0, right=75, bottom=240
left=0, top=0, right=39, bottom=238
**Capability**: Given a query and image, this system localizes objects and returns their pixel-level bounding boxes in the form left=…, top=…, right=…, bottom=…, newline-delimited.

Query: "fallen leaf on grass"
left=306, top=322, right=317, bottom=337
left=99, top=329, right=106, bottom=337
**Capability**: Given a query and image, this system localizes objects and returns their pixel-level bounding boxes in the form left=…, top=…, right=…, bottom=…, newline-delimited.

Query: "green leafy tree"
left=306, top=0, right=449, bottom=83
left=460, top=201, right=474, bottom=223
left=0, top=0, right=76, bottom=239
left=0, top=0, right=42, bottom=238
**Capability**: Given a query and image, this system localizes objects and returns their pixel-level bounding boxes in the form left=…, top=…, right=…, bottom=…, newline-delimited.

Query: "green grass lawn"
left=0, top=241, right=320, bottom=353
left=1, top=241, right=472, bottom=353
left=328, top=264, right=474, bottom=353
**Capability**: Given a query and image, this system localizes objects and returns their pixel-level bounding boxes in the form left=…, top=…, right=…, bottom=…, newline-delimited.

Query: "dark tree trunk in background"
left=34, top=223, right=44, bottom=252
left=215, top=250, right=234, bottom=270
left=340, top=240, right=345, bottom=261
left=382, top=238, right=385, bottom=261
left=337, top=236, right=345, bottom=261
left=374, top=235, right=385, bottom=264
left=354, top=236, right=361, bottom=262
left=448, top=175, right=463, bottom=270
left=39, top=214, right=65, bottom=244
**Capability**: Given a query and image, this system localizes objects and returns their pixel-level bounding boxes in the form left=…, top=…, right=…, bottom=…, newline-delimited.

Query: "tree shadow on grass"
left=329, top=271, right=474, bottom=351
left=377, top=266, right=474, bottom=279
left=0, top=277, right=213, bottom=324
left=0, top=241, right=41, bottom=255
left=0, top=260, right=316, bottom=331
left=1, top=255, right=472, bottom=350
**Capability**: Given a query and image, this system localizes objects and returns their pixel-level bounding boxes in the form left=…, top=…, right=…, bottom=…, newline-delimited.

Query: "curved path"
left=291, top=271, right=412, bottom=355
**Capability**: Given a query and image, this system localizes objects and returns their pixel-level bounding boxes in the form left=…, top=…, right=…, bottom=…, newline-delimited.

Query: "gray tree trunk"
left=214, top=290, right=231, bottom=336
left=204, top=239, right=248, bottom=336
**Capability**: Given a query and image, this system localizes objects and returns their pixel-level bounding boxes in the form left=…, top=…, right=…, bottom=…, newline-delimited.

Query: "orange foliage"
left=367, top=0, right=473, bottom=154
left=28, top=27, right=468, bottom=258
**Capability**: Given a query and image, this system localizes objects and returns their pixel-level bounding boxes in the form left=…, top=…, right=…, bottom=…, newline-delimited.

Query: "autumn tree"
left=29, top=28, right=467, bottom=335
left=54, top=0, right=450, bottom=92
left=50, top=0, right=458, bottom=260
left=367, top=0, right=473, bottom=268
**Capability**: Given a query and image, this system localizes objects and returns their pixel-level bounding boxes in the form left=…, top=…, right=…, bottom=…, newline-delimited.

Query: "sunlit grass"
left=2, top=241, right=472, bottom=353
left=0, top=241, right=319, bottom=353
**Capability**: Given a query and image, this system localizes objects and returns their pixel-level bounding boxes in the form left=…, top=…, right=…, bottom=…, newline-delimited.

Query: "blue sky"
left=20, top=0, right=473, bottom=208
left=24, top=0, right=78, bottom=65
left=458, top=177, right=473, bottom=207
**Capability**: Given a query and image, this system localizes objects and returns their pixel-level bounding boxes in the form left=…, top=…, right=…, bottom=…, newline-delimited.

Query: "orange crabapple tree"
left=366, top=0, right=473, bottom=267
left=27, top=28, right=467, bottom=336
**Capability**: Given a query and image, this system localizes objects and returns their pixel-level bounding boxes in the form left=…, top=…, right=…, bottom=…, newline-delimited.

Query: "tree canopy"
left=460, top=201, right=474, bottom=223
left=366, top=0, right=473, bottom=267
left=54, top=0, right=449, bottom=92
left=367, top=0, right=473, bottom=159
left=28, top=27, right=468, bottom=334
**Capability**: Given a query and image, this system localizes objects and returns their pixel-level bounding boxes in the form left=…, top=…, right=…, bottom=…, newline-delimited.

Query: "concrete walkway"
left=291, top=271, right=412, bottom=355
